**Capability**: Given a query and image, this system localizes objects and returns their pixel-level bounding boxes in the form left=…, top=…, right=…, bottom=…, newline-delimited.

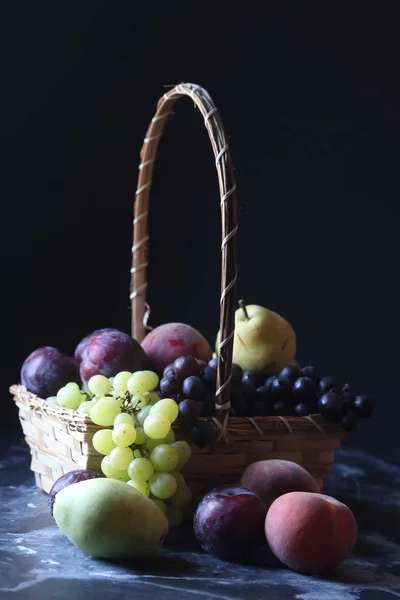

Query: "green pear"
left=53, top=477, right=168, bottom=558
left=216, top=302, right=296, bottom=374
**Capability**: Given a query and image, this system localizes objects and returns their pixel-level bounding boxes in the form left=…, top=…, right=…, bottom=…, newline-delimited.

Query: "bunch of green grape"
left=85, top=370, right=192, bottom=527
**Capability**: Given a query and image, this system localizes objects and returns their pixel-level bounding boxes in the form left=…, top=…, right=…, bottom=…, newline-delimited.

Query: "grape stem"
left=239, top=299, right=250, bottom=321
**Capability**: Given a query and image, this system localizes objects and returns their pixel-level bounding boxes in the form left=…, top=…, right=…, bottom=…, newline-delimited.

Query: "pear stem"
left=239, top=299, right=250, bottom=321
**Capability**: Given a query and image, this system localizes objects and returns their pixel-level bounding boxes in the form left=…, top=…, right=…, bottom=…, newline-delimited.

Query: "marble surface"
left=1, top=438, right=400, bottom=600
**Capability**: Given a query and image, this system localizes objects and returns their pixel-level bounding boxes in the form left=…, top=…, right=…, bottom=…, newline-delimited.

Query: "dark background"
left=1, top=2, right=399, bottom=460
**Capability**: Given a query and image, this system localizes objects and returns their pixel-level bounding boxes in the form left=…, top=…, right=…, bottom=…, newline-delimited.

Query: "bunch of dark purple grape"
left=159, top=357, right=375, bottom=443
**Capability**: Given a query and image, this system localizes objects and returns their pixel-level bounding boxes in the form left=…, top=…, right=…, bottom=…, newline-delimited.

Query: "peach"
left=240, top=459, right=320, bottom=510
left=265, top=492, right=357, bottom=573
left=141, top=323, right=212, bottom=374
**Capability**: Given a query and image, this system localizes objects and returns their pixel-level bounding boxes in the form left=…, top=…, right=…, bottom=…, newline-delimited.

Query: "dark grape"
left=265, top=375, right=278, bottom=389
left=48, top=470, right=101, bottom=517
left=354, top=396, right=374, bottom=418
left=279, top=365, right=301, bottom=385
left=21, top=347, right=80, bottom=398
left=293, top=377, right=317, bottom=403
left=270, top=378, right=293, bottom=403
left=208, top=357, right=218, bottom=369
left=319, top=376, right=339, bottom=395
left=79, top=330, right=149, bottom=387
left=231, top=395, right=248, bottom=417
left=160, top=373, right=182, bottom=395
left=189, top=420, right=213, bottom=448
left=341, top=390, right=355, bottom=414
left=179, top=399, right=201, bottom=425
left=163, top=363, right=175, bottom=377
left=256, top=385, right=272, bottom=403
left=273, top=401, right=293, bottom=416
left=300, top=366, right=320, bottom=384
left=318, top=391, right=342, bottom=421
left=242, top=370, right=265, bottom=389
left=173, top=355, right=202, bottom=379
left=182, top=376, right=206, bottom=400
left=341, top=409, right=358, bottom=431
left=201, top=366, right=217, bottom=391
left=252, top=401, right=268, bottom=416
left=199, top=390, right=216, bottom=417
left=231, top=364, right=244, bottom=382
left=241, top=380, right=256, bottom=401
left=74, top=328, right=119, bottom=362
left=197, top=359, right=207, bottom=371
left=294, top=402, right=311, bottom=417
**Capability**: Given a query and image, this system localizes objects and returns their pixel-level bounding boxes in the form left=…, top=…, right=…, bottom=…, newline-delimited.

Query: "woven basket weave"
left=10, top=83, right=345, bottom=501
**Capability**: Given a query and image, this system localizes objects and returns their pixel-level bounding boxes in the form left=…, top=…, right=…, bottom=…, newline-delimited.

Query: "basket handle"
left=130, top=83, right=238, bottom=411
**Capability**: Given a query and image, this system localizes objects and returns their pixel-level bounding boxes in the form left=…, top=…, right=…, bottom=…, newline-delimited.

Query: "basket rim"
left=10, top=384, right=345, bottom=437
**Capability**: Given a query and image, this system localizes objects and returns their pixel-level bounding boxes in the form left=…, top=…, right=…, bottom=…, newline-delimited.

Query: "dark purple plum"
left=79, top=330, right=149, bottom=387
left=48, top=469, right=101, bottom=517
left=74, top=328, right=120, bottom=362
left=182, top=376, right=206, bottom=400
left=279, top=365, right=301, bottom=385
left=173, top=355, right=202, bottom=380
left=179, top=398, right=201, bottom=425
left=160, top=373, right=182, bottom=396
left=21, top=347, right=80, bottom=398
left=194, top=485, right=266, bottom=560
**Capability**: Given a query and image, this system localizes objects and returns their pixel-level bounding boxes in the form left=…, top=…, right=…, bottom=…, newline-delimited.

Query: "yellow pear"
left=216, top=302, right=296, bottom=374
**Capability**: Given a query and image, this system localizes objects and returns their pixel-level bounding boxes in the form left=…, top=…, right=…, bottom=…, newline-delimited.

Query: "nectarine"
left=265, top=491, right=357, bottom=573
left=240, top=459, right=319, bottom=510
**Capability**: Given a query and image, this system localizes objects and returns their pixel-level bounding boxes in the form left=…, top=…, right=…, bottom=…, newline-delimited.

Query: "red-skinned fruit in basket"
left=74, top=328, right=120, bottom=362
left=79, top=330, right=149, bottom=387
left=240, top=459, right=320, bottom=510
left=265, top=491, right=357, bottom=573
left=193, top=485, right=267, bottom=560
left=141, top=323, right=212, bottom=374
left=48, top=470, right=102, bottom=517
left=21, top=347, right=80, bottom=398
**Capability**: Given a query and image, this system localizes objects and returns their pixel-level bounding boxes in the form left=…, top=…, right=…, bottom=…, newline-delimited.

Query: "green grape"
left=143, top=414, right=171, bottom=440
left=136, top=405, right=152, bottom=426
left=170, top=484, right=192, bottom=507
left=163, top=429, right=176, bottom=444
left=112, top=423, right=136, bottom=447
left=127, top=371, right=159, bottom=394
left=46, top=396, right=58, bottom=405
left=147, top=392, right=161, bottom=406
left=166, top=505, right=183, bottom=527
left=170, top=470, right=186, bottom=488
left=148, top=472, right=177, bottom=499
left=66, top=382, right=80, bottom=389
left=150, top=497, right=167, bottom=514
left=170, top=440, right=192, bottom=469
left=127, top=479, right=150, bottom=497
left=150, top=398, right=179, bottom=423
left=88, top=374, right=111, bottom=396
left=101, top=456, right=130, bottom=481
left=77, top=400, right=95, bottom=415
left=150, top=444, right=179, bottom=472
left=92, top=429, right=116, bottom=455
left=133, top=449, right=142, bottom=458
left=131, top=394, right=148, bottom=410
left=134, top=427, right=147, bottom=445
left=109, top=376, right=114, bottom=385
left=127, top=457, right=154, bottom=481
left=109, top=446, right=134, bottom=470
left=90, top=398, right=121, bottom=426
left=113, top=371, right=132, bottom=393
left=57, top=386, right=82, bottom=410
left=114, top=413, right=135, bottom=427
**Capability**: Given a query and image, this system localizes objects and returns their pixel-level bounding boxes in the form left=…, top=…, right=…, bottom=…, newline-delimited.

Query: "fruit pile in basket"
left=20, top=303, right=374, bottom=431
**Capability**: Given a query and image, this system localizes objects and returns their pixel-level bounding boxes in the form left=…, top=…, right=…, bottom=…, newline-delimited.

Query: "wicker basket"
left=10, top=82, right=345, bottom=502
